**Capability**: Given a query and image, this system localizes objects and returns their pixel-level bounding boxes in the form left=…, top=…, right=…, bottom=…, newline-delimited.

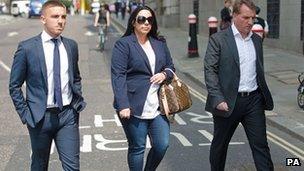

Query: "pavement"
left=0, top=14, right=21, bottom=26
left=111, top=13, right=304, bottom=142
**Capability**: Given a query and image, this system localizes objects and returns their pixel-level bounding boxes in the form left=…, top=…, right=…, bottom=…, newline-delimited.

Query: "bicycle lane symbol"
left=48, top=112, right=245, bottom=154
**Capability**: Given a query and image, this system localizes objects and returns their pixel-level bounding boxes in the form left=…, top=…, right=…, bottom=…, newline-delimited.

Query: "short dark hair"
left=42, top=0, right=66, bottom=15
left=123, top=5, right=159, bottom=39
left=101, top=3, right=109, bottom=11
left=224, top=0, right=232, bottom=4
left=233, top=0, right=256, bottom=14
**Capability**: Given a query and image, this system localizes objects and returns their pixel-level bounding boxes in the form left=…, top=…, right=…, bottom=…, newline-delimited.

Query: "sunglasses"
left=136, top=16, right=154, bottom=25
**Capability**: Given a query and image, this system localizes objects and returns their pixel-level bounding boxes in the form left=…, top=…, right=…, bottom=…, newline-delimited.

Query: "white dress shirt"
left=231, top=23, right=258, bottom=92
left=41, top=31, right=72, bottom=108
left=135, top=40, right=161, bottom=119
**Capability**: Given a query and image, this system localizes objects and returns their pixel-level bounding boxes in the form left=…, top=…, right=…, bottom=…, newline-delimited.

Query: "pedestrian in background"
left=114, top=1, right=120, bottom=18
left=254, top=6, right=269, bottom=39
left=204, top=0, right=274, bottom=170
left=220, top=0, right=233, bottom=30
left=111, top=5, right=175, bottom=171
left=94, top=3, right=111, bottom=48
left=9, top=0, right=86, bottom=170
left=121, top=0, right=127, bottom=20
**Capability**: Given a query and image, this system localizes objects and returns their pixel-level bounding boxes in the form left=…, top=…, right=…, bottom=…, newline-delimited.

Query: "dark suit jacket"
left=111, top=34, right=175, bottom=116
left=9, top=34, right=86, bottom=128
left=204, top=27, right=273, bottom=117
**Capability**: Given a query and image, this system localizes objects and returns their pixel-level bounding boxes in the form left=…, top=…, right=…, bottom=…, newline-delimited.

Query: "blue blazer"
left=9, top=34, right=86, bottom=128
left=111, top=34, right=175, bottom=116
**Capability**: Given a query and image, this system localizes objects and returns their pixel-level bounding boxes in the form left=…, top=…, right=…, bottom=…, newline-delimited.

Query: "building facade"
left=145, top=0, right=304, bottom=54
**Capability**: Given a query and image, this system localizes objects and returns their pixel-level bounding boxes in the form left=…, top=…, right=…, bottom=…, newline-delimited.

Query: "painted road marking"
left=84, top=31, right=94, bottom=36
left=267, top=131, right=304, bottom=160
left=0, top=60, right=11, bottom=72
left=7, top=32, right=18, bottom=37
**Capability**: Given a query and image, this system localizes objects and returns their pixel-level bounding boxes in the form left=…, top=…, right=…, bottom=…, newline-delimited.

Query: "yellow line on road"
left=267, top=131, right=304, bottom=160
left=111, top=19, right=124, bottom=35
left=187, top=83, right=304, bottom=160
left=0, top=60, right=11, bottom=72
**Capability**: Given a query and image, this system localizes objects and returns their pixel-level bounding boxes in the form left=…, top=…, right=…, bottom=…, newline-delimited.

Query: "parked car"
left=10, top=0, right=30, bottom=17
left=0, top=2, right=8, bottom=14
left=28, top=0, right=46, bottom=18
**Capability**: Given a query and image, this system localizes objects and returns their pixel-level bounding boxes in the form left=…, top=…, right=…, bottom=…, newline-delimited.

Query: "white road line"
left=198, top=130, right=213, bottom=142
left=79, top=126, right=91, bottom=129
left=170, top=132, right=193, bottom=146
left=7, top=32, right=18, bottom=37
left=0, top=60, right=11, bottom=72
left=84, top=31, right=94, bottom=36
left=199, top=142, right=245, bottom=146
left=174, top=114, right=187, bottom=125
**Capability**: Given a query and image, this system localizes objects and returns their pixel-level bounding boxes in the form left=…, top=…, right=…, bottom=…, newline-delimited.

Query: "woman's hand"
left=150, top=72, right=166, bottom=84
left=119, top=108, right=131, bottom=119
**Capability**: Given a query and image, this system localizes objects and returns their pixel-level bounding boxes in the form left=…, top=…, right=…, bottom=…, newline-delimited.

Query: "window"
left=267, top=0, right=280, bottom=38
left=301, top=0, right=304, bottom=40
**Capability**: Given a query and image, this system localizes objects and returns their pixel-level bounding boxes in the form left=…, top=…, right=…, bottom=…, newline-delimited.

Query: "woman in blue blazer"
left=111, top=5, right=175, bottom=171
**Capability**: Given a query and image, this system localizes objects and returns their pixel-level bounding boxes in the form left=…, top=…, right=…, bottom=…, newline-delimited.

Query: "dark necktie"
left=51, top=38, right=63, bottom=110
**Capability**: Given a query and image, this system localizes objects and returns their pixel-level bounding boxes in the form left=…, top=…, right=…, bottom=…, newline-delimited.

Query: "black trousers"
left=210, top=92, right=273, bottom=171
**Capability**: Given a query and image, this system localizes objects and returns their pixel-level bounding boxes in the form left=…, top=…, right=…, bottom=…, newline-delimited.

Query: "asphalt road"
left=0, top=15, right=303, bottom=171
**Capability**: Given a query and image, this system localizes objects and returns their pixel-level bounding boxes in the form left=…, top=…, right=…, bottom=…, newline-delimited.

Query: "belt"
left=46, top=105, right=70, bottom=113
left=238, top=89, right=259, bottom=97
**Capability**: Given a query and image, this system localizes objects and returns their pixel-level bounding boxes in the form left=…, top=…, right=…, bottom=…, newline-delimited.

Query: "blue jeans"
left=120, top=114, right=170, bottom=171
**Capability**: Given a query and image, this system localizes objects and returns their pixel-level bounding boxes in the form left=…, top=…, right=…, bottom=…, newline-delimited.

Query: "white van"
left=11, top=0, right=30, bottom=17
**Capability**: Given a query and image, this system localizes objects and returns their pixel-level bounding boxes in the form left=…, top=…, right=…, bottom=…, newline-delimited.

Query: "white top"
left=135, top=40, right=161, bottom=119
left=231, top=23, right=258, bottom=92
left=41, top=30, right=72, bottom=108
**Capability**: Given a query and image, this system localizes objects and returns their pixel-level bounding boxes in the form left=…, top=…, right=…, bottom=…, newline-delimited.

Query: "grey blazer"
left=204, top=27, right=273, bottom=117
left=9, top=34, right=86, bottom=128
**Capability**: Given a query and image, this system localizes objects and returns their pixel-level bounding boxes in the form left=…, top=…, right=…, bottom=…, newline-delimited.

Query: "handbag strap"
left=164, top=68, right=181, bottom=86
left=161, top=87, right=170, bottom=116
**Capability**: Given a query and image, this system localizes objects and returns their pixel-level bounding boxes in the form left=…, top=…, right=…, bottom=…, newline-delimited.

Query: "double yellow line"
left=188, top=83, right=304, bottom=160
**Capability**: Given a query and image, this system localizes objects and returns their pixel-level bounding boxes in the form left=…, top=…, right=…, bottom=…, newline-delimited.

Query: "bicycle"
left=297, top=72, right=304, bottom=109
left=97, top=24, right=107, bottom=52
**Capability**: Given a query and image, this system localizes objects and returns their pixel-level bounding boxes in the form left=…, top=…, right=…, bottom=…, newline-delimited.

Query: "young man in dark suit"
left=204, top=0, right=274, bottom=170
left=9, top=0, right=86, bottom=170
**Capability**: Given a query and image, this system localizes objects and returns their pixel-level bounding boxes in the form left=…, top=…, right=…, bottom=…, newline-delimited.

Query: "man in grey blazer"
left=204, top=0, right=273, bottom=170
left=9, top=1, right=85, bottom=170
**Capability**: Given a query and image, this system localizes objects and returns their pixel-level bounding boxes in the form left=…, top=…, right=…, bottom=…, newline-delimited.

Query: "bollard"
left=188, top=14, right=199, bottom=58
left=252, top=24, right=264, bottom=39
left=208, top=16, right=218, bottom=37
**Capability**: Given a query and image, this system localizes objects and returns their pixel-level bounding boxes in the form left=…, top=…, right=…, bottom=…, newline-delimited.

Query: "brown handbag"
left=159, top=69, right=192, bottom=116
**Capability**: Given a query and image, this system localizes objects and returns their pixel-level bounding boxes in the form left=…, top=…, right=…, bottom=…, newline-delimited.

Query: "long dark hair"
left=122, top=6, right=159, bottom=39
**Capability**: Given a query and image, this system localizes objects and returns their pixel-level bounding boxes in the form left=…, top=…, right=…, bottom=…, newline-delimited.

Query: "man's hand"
left=119, top=108, right=131, bottom=119
left=216, top=102, right=229, bottom=111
